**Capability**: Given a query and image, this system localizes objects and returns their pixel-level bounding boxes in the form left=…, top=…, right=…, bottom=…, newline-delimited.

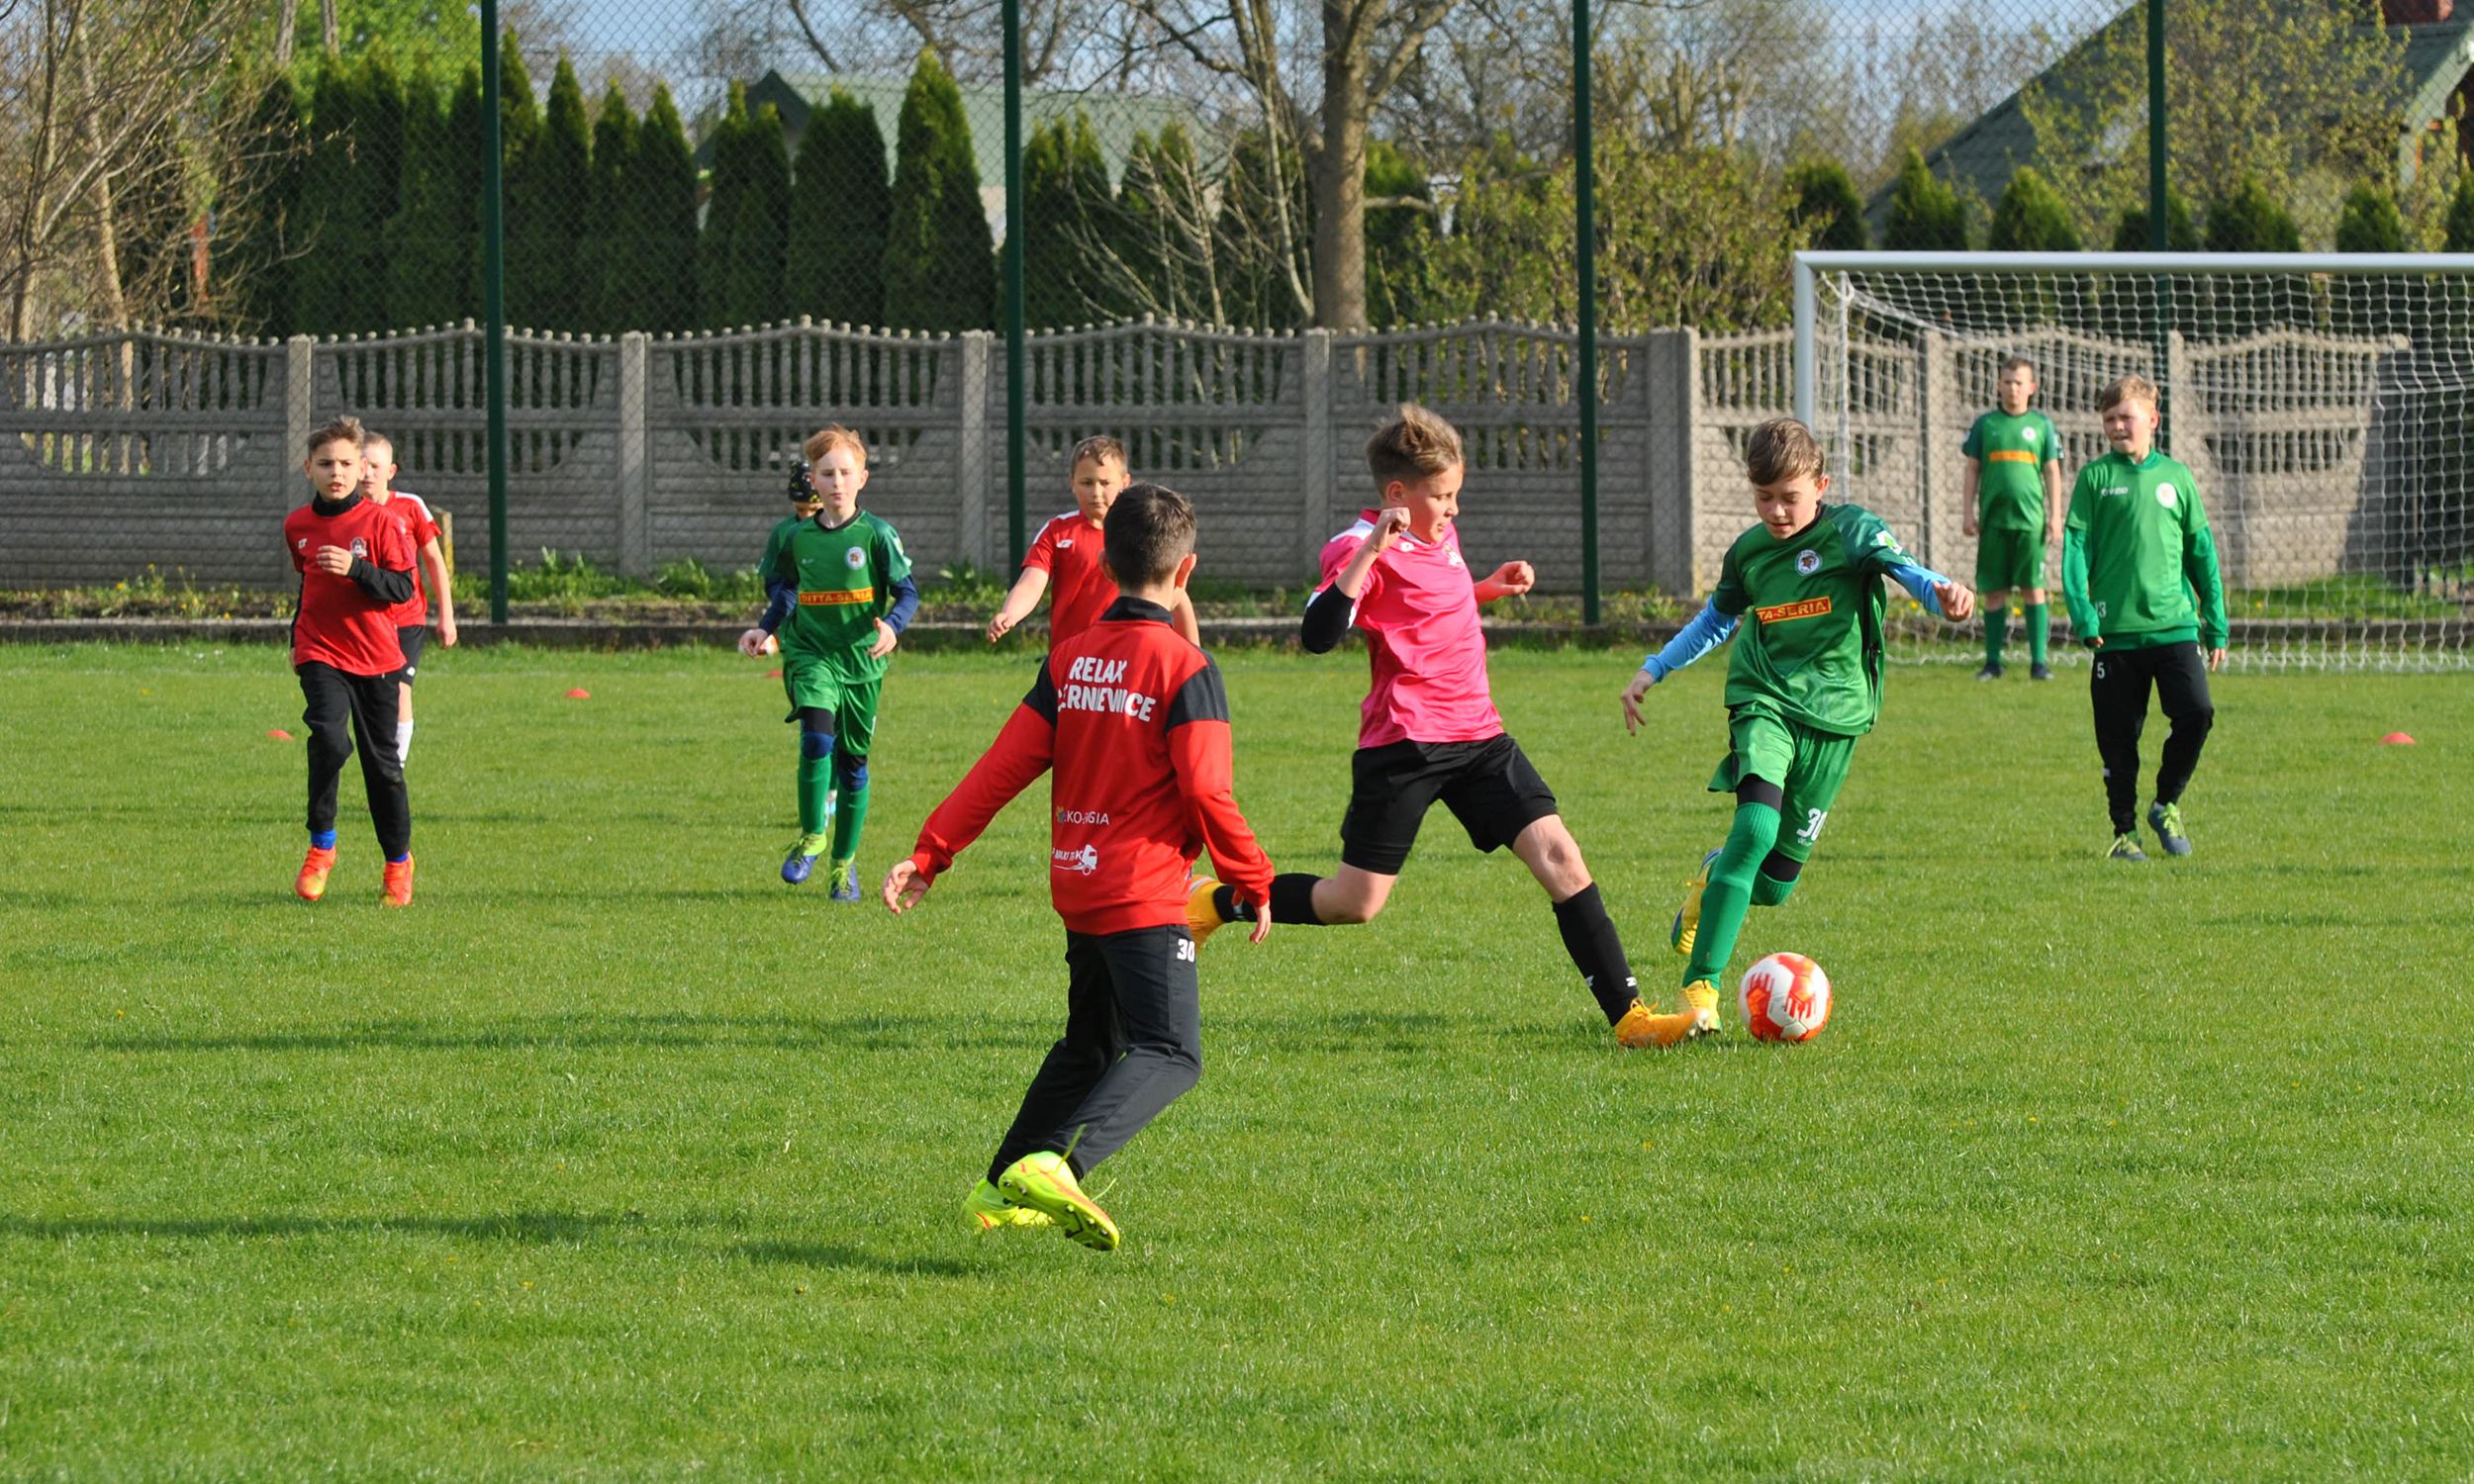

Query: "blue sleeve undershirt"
left=1639, top=598, right=1738, bottom=680
left=1884, top=562, right=1951, bottom=617
left=883, top=573, right=920, bottom=635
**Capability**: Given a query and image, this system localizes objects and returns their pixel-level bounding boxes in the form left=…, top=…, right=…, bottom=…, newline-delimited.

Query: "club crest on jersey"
left=296, top=537, right=309, bottom=550
left=348, top=538, right=367, bottom=558
left=1795, top=549, right=1820, bottom=575
left=2155, top=484, right=2177, bottom=507
left=2024, top=426, right=2040, bottom=442
left=844, top=545, right=867, bottom=569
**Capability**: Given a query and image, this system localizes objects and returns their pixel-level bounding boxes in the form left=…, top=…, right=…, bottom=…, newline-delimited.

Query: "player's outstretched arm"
left=988, top=567, right=1048, bottom=642
left=1622, top=598, right=1738, bottom=732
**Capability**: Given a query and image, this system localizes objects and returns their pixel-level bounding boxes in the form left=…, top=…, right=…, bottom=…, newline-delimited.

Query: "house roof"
left=1864, top=9, right=2474, bottom=232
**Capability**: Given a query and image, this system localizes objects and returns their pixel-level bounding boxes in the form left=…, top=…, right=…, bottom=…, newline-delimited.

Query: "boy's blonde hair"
left=305, top=415, right=365, bottom=459
left=361, top=431, right=395, bottom=463
left=1071, top=433, right=1127, bottom=472
left=2097, top=374, right=2160, bottom=413
left=803, top=424, right=868, bottom=467
left=1367, top=403, right=1463, bottom=488
left=1744, top=417, right=1826, bottom=487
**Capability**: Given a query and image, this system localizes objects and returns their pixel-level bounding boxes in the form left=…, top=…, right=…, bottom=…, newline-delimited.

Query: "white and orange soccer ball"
left=1739, top=952, right=1832, bottom=1043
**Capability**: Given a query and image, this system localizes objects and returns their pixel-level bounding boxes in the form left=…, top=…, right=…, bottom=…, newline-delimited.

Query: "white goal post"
left=1791, top=251, right=2474, bottom=670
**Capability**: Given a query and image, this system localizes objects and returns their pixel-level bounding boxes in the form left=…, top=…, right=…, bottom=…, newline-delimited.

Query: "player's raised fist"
left=1935, top=581, right=1976, bottom=623
left=1488, top=561, right=1535, bottom=596
left=1370, top=505, right=1412, bottom=550
left=737, top=627, right=773, bottom=658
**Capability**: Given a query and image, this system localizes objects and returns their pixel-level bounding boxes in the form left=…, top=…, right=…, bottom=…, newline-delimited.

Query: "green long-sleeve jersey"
left=1712, top=502, right=1918, bottom=737
left=2061, top=449, right=2228, bottom=650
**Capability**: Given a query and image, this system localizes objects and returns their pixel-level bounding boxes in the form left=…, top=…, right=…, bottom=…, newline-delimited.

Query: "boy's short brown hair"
left=1998, top=354, right=2037, bottom=376
left=803, top=424, right=868, bottom=467
left=1102, top=483, right=1196, bottom=588
left=305, top=415, right=365, bottom=459
left=1367, top=403, right=1463, bottom=488
left=1071, top=433, right=1127, bottom=472
left=2097, top=374, right=2160, bottom=413
left=1744, top=417, right=1826, bottom=487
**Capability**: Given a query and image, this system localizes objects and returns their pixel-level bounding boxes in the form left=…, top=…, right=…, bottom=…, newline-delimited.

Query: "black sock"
left=1552, top=882, right=1640, bottom=1024
left=1216, top=874, right=1327, bottom=925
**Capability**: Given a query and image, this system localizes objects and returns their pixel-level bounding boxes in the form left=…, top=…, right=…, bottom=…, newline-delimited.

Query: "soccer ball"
left=1739, top=952, right=1832, bottom=1043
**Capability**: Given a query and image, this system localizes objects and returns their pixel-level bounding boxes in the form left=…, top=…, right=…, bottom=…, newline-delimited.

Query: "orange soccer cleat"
left=380, top=855, right=416, bottom=907
left=295, top=845, right=337, bottom=902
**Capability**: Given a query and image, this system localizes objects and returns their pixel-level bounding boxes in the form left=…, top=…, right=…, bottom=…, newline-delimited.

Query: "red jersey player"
left=887, top=483, right=1274, bottom=1252
left=282, top=416, right=419, bottom=906
left=1189, top=404, right=1663, bottom=1047
left=986, top=434, right=1201, bottom=648
left=357, top=431, right=456, bottom=765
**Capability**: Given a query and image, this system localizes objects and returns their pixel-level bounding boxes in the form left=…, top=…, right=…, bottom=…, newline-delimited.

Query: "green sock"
left=829, top=777, right=869, bottom=864
left=2026, top=602, right=2048, bottom=666
left=797, top=756, right=833, bottom=837
left=1684, top=800, right=1779, bottom=987
left=1984, top=603, right=2009, bottom=668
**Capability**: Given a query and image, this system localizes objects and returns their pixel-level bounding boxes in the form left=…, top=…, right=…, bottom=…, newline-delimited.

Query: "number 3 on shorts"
left=1795, top=808, right=1829, bottom=843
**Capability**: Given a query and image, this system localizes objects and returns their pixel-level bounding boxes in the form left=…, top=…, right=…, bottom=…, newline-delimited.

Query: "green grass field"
left=3, top=642, right=2469, bottom=1479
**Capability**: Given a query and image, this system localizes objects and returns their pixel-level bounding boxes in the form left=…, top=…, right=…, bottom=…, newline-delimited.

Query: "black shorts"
left=395, top=624, right=426, bottom=684
left=1338, top=734, right=1560, bottom=876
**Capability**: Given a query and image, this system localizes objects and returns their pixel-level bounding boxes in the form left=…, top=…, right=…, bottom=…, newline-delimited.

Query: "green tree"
left=696, top=84, right=750, bottom=327
left=1213, top=129, right=1312, bottom=329
left=386, top=62, right=476, bottom=327
left=787, top=88, right=892, bottom=327
left=2021, top=0, right=2404, bottom=246
left=2205, top=176, right=2301, bottom=253
left=1787, top=159, right=1869, bottom=251
left=1365, top=139, right=1440, bottom=329
left=2109, top=187, right=2200, bottom=251
left=1987, top=165, right=2080, bottom=252
left=1113, top=125, right=1217, bottom=324
left=579, top=85, right=637, bottom=334
left=291, top=59, right=363, bottom=333
left=1882, top=148, right=1970, bottom=251
left=880, top=49, right=994, bottom=331
left=510, top=52, right=589, bottom=329
left=262, top=0, right=482, bottom=83
left=2333, top=180, right=2405, bottom=253
left=492, top=33, right=543, bottom=324
left=1018, top=113, right=1116, bottom=328
left=623, top=85, right=699, bottom=332
left=2447, top=170, right=2474, bottom=252
left=723, top=105, right=792, bottom=325
left=220, top=74, right=310, bottom=334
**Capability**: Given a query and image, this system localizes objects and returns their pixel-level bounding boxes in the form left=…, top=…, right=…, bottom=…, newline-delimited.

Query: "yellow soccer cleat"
left=997, top=1152, right=1120, bottom=1252
left=1617, top=981, right=1722, bottom=1050
left=1670, top=847, right=1720, bottom=958
left=964, top=1177, right=1054, bottom=1233
left=1186, top=877, right=1226, bottom=949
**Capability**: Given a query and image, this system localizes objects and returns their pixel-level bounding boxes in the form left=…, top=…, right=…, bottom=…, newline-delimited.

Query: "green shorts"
left=1974, top=526, right=2046, bottom=592
left=782, top=660, right=882, bottom=760
left=1708, top=704, right=1856, bottom=866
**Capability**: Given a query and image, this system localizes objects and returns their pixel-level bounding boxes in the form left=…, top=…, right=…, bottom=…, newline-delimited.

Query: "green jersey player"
left=739, top=425, right=918, bottom=898
left=1618, top=418, right=1976, bottom=1045
left=2062, top=374, right=2226, bottom=862
left=1962, top=355, right=2064, bottom=680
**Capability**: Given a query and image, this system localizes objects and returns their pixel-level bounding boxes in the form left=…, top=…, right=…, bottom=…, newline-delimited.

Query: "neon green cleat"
left=997, top=1152, right=1120, bottom=1252
left=964, top=1177, right=1054, bottom=1232
left=1670, top=847, right=1720, bottom=958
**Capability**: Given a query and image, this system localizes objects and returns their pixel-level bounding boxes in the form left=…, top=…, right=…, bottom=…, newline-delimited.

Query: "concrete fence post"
left=284, top=335, right=315, bottom=466
left=959, top=330, right=993, bottom=569
left=1646, top=327, right=1698, bottom=595
left=618, top=331, right=650, bottom=576
left=1300, top=329, right=1335, bottom=564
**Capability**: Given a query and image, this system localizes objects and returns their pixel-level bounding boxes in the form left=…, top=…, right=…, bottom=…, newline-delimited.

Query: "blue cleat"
left=2147, top=800, right=2193, bottom=857
left=828, top=863, right=864, bottom=902
left=782, top=832, right=828, bottom=884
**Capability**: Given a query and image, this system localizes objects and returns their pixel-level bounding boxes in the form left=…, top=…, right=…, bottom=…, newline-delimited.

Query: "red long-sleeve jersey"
left=908, top=597, right=1275, bottom=935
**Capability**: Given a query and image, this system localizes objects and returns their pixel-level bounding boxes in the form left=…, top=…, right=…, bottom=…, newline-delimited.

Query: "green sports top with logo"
left=2061, top=450, right=2228, bottom=650
left=1960, top=409, right=2060, bottom=530
left=766, top=510, right=912, bottom=680
left=759, top=513, right=806, bottom=579
left=1711, top=503, right=1915, bottom=737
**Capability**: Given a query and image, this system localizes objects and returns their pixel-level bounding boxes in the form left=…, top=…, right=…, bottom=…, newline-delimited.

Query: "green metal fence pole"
left=1003, top=0, right=1027, bottom=569
left=481, top=0, right=510, bottom=624
left=2147, top=0, right=2170, bottom=448
left=1573, top=0, right=1599, bottom=624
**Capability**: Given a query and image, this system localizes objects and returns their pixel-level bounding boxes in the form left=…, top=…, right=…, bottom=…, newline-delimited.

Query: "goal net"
left=1794, top=251, right=2474, bottom=671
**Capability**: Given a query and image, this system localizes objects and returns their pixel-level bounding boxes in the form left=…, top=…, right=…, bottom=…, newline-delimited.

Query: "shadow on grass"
left=734, top=1241, right=975, bottom=1278
left=87, top=1011, right=1037, bottom=1056
left=0, top=1209, right=625, bottom=1244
